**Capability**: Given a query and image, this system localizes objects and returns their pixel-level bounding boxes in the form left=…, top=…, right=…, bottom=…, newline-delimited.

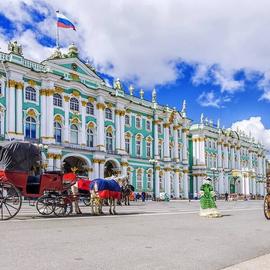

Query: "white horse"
left=90, top=175, right=128, bottom=215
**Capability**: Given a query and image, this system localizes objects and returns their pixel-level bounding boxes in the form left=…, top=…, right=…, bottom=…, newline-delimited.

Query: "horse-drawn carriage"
left=0, top=141, right=90, bottom=220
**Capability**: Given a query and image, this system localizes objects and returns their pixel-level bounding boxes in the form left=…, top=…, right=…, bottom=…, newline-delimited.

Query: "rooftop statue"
left=48, top=48, right=63, bottom=60
left=67, top=43, right=78, bottom=58
left=181, top=100, right=186, bottom=117
left=8, top=41, right=23, bottom=56
left=114, top=78, right=122, bottom=90
left=129, top=85, right=134, bottom=96
left=200, top=113, right=204, bottom=124
left=152, top=88, right=157, bottom=103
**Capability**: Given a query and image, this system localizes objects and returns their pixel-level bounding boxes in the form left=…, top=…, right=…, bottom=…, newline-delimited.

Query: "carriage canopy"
left=0, top=142, right=41, bottom=172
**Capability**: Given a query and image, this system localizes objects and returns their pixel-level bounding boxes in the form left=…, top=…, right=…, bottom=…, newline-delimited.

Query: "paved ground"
left=0, top=200, right=270, bottom=270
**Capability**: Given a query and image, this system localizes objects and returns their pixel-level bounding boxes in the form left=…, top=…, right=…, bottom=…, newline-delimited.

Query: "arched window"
left=86, top=102, right=94, bottom=115
left=146, top=141, right=151, bottom=158
left=136, top=171, right=142, bottom=191
left=147, top=172, right=152, bottom=190
left=70, top=97, right=79, bottom=111
left=25, top=116, right=36, bottom=139
left=105, top=108, right=112, bottom=120
left=136, top=117, right=141, bottom=129
left=125, top=115, right=130, bottom=125
left=125, top=137, right=130, bottom=154
left=146, top=120, right=151, bottom=130
left=106, top=131, right=113, bottom=151
left=25, top=86, right=36, bottom=101
left=70, top=124, right=78, bottom=144
left=53, top=94, right=62, bottom=107
left=54, top=122, right=62, bottom=143
left=136, top=138, right=141, bottom=157
left=87, top=129, right=94, bottom=147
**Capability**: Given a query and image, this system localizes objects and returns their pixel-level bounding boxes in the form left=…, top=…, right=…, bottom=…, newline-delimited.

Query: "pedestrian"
left=141, top=191, right=146, bottom=202
left=199, top=177, right=222, bottom=218
left=225, top=192, right=229, bottom=201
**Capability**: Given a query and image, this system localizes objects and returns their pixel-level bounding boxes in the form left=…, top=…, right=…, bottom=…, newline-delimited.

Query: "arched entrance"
left=104, top=159, right=120, bottom=178
left=63, top=156, right=89, bottom=176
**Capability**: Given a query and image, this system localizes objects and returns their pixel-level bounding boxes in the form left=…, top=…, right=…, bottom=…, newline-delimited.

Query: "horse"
left=90, top=175, right=128, bottom=215
left=121, top=184, right=135, bottom=206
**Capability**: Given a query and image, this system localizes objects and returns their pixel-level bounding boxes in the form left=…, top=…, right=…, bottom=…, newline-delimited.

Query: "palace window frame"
left=87, top=128, right=94, bottom=147
left=86, top=102, right=95, bottom=115
left=54, top=121, right=62, bottom=143
left=70, top=124, right=79, bottom=144
left=136, top=170, right=143, bottom=191
left=146, top=141, right=152, bottom=158
left=106, top=131, right=113, bottom=151
left=135, top=117, right=141, bottom=129
left=70, top=97, right=80, bottom=112
left=105, top=108, right=113, bottom=120
left=25, top=116, right=37, bottom=139
left=136, top=138, right=142, bottom=157
left=146, top=120, right=151, bottom=131
left=25, top=86, right=37, bottom=103
left=53, top=93, right=63, bottom=107
left=125, top=115, right=130, bottom=126
left=125, top=137, right=131, bottom=154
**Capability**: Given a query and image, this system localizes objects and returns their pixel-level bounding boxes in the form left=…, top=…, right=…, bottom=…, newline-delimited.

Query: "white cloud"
left=258, top=71, right=270, bottom=102
left=2, top=0, right=270, bottom=89
left=192, top=64, right=244, bottom=94
left=231, top=117, right=270, bottom=152
left=197, top=91, right=222, bottom=108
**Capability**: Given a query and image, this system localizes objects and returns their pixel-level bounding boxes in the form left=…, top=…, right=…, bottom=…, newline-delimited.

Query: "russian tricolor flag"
left=56, top=11, right=76, bottom=31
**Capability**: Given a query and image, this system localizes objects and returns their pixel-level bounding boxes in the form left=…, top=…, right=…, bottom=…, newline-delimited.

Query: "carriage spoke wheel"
left=54, top=197, right=73, bottom=217
left=0, top=182, right=22, bottom=220
left=264, top=194, right=270, bottom=220
left=36, top=195, right=55, bottom=216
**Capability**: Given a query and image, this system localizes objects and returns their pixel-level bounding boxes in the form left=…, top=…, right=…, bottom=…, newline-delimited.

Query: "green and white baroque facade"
left=0, top=41, right=266, bottom=198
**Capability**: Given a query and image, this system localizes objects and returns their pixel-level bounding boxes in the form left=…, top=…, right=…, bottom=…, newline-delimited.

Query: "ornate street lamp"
left=149, top=158, right=158, bottom=200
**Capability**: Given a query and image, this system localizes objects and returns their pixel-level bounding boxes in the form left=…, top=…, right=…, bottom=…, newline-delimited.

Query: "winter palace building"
left=0, top=41, right=267, bottom=198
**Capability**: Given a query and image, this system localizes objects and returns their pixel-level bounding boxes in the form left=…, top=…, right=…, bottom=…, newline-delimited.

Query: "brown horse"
left=121, top=184, right=134, bottom=206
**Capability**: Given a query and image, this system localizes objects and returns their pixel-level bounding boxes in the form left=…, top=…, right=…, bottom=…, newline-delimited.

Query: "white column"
left=174, top=170, right=180, bottom=198
left=244, top=175, right=250, bottom=195
left=163, top=124, right=170, bottom=159
left=99, top=161, right=105, bottom=179
left=93, top=160, right=99, bottom=179
left=115, top=110, right=121, bottom=151
left=224, top=144, right=229, bottom=168
left=252, top=178, right=256, bottom=195
left=173, top=127, right=179, bottom=160
left=218, top=170, right=224, bottom=194
left=96, top=98, right=105, bottom=151
left=249, top=150, right=253, bottom=170
left=47, top=155, right=54, bottom=171
left=182, top=129, right=188, bottom=163
left=164, top=168, right=171, bottom=197
left=16, top=86, right=23, bottom=136
left=200, top=138, right=205, bottom=165
left=231, top=147, right=235, bottom=169
left=55, top=155, right=61, bottom=171
left=63, top=96, right=70, bottom=142
left=40, top=91, right=47, bottom=138
left=154, top=119, right=159, bottom=159
left=197, top=176, right=203, bottom=192
left=120, top=112, right=125, bottom=151
left=196, top=139, right=200, bottom=165
left=193, top=138, right=197, bottom=165
left=218, top=142, right=222, bottom=168
left=8, top=83, right=16, bottom=134
left=237, top=147, right=241, bottom=169
left=47, top=92, right=54, bottom=142
left=183, top=170, right=189, bottom=199
left=81, top=102, right=86, bottom=145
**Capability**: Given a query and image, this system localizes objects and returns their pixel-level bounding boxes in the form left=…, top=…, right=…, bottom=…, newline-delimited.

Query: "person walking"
left=225, top=192, right=229, bottom=201
left=141, top=191, right=146, bottom=202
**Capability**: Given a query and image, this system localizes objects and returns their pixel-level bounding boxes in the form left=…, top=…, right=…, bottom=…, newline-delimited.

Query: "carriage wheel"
left=36, top=195, right=55, bottom=216
left=0, top=181, right=22, bottom=220
left=54, top=196, right=73, bottom=217
left=264, top=194, right=270, bottom=220
left=83, top=197, right=91, bottom=206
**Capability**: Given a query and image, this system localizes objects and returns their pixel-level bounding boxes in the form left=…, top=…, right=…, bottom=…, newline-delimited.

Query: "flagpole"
left=56, top=10, right=60, bottom=49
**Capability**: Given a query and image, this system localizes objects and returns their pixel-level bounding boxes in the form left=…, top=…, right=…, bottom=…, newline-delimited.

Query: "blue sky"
left=0, top=1, right=269, bottom=150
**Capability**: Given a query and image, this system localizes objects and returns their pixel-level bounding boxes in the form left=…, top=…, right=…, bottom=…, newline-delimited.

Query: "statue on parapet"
left=8, top=41, right=23, bottom=56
